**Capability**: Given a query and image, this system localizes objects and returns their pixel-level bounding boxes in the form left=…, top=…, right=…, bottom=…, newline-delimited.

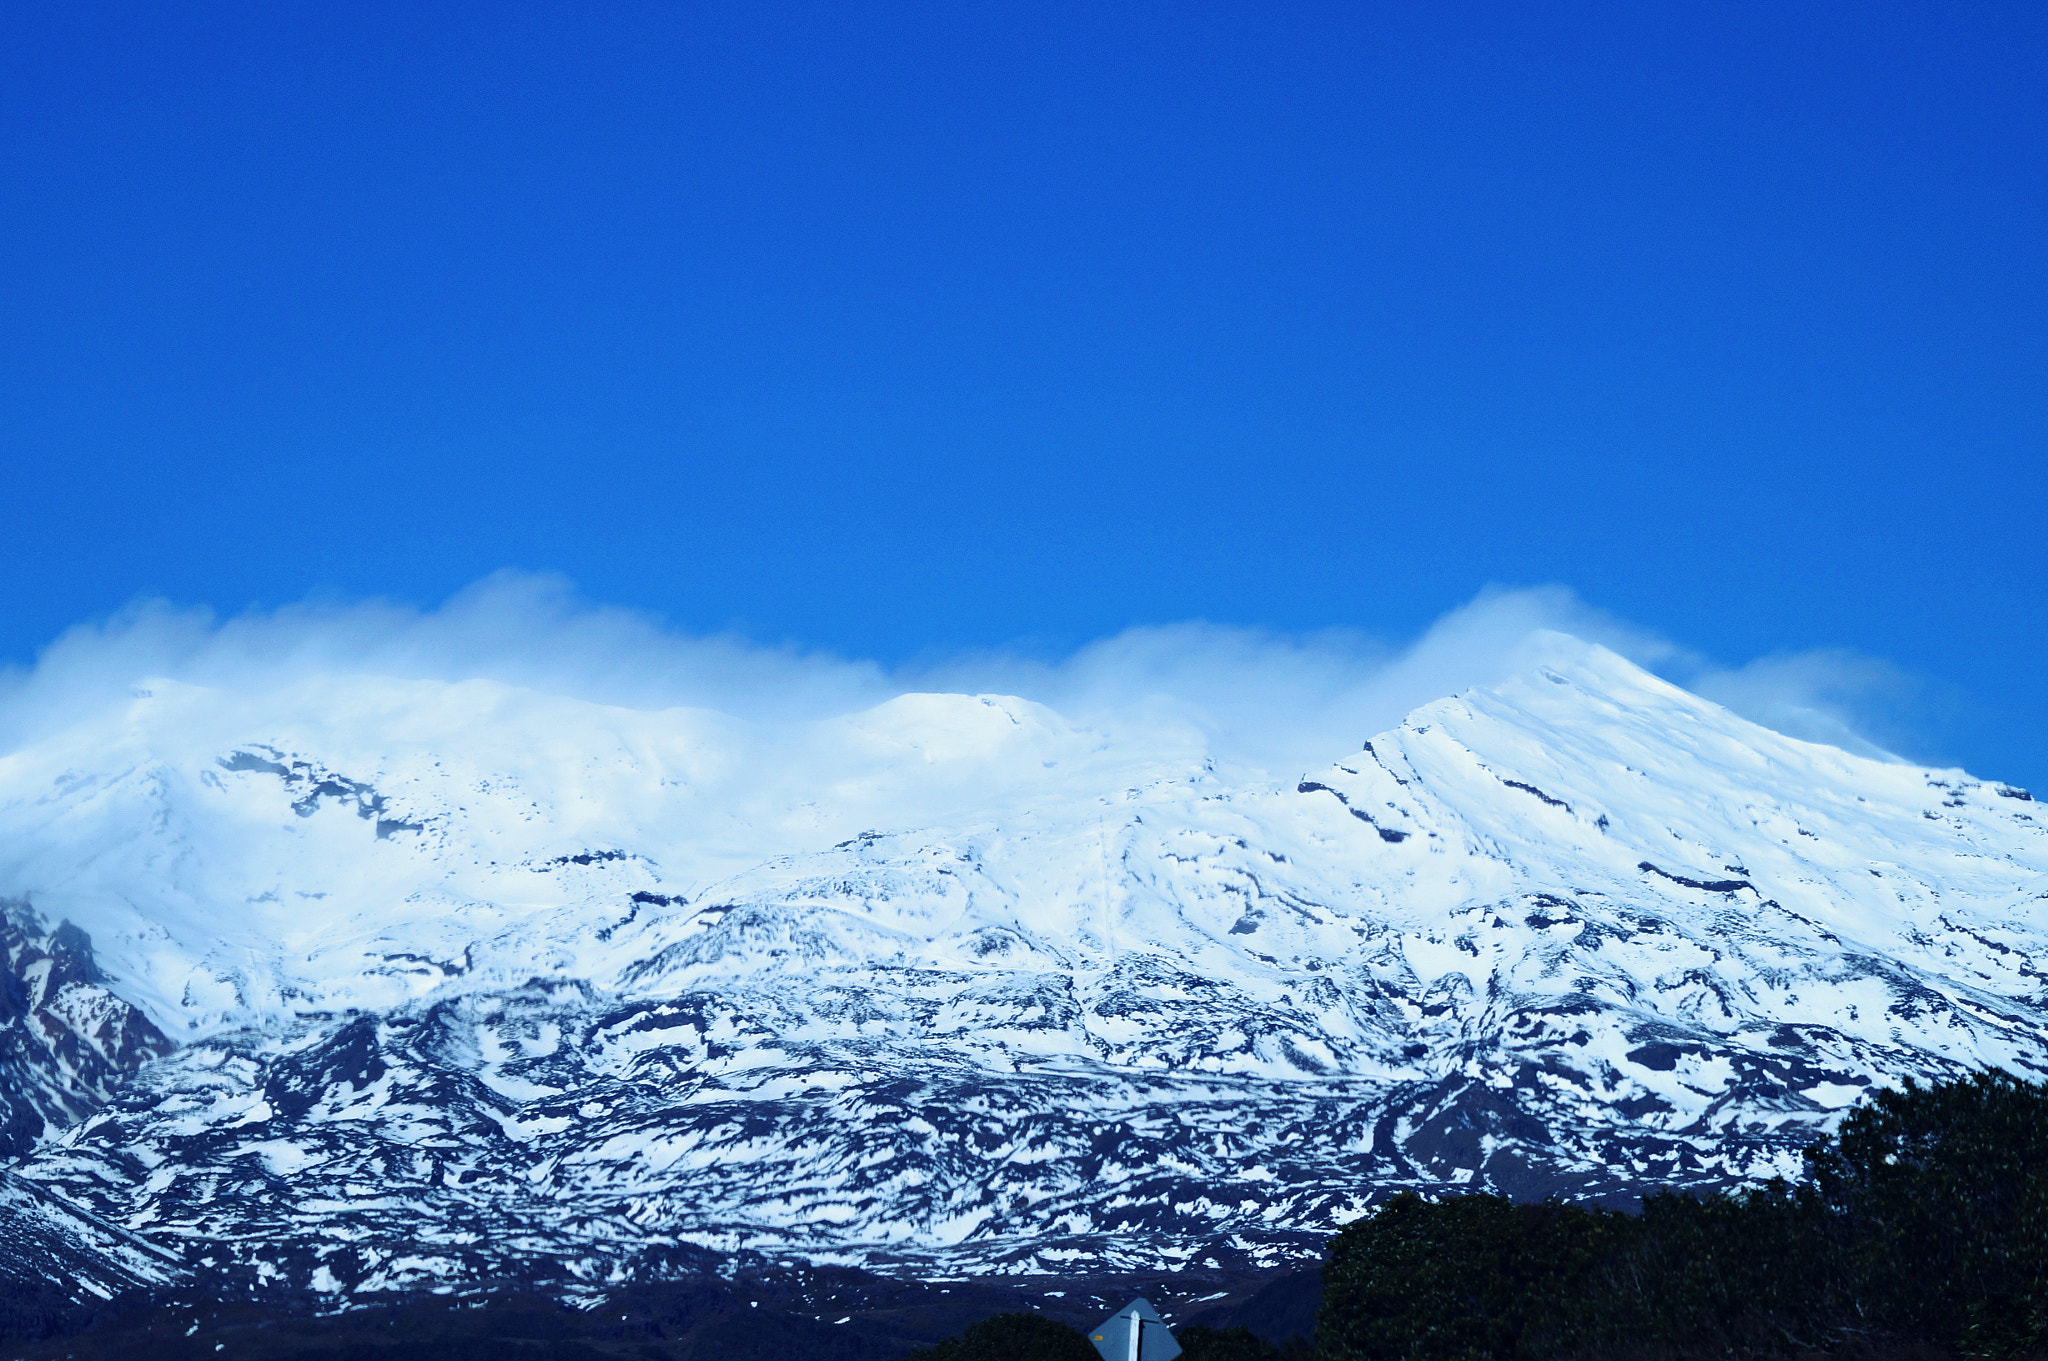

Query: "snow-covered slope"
left=1, top=635, right=2043, bottom=1293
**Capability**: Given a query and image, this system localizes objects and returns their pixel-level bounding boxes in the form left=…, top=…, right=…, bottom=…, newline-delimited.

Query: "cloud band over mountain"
left=0, top=573, right=1921, bottom=779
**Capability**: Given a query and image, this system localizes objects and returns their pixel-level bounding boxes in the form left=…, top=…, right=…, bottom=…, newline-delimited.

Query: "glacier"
left=0, top=632, right=2041, bottom=1297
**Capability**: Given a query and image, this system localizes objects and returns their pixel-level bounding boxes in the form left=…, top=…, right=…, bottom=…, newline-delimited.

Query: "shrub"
left=1175, top=1322, right=1299, bottom=1359
left=1808, top=1070, right=2048, bottom=1357
left=1316, top=1072, right=2048, bottom=1361
left=903, top=1310, right=1097, bottom=1361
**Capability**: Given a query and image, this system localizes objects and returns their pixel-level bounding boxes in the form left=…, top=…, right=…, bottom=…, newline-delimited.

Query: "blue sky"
left=2, top=3, right=2043, bottom=785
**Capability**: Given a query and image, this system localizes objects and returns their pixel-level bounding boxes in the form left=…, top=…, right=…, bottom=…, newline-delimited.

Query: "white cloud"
left=0, top=572, right=1924, bottom=777
left=1688, top=650, right=1916, bottom=763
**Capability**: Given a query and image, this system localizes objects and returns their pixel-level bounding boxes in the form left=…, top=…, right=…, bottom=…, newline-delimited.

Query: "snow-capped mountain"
left=0, top=635, right=2043, bottom=1298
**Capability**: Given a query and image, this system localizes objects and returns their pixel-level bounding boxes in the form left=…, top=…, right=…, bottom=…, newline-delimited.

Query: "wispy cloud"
left=1689, top=650, right=1918, bottom=763
left=0, top=572, right=1931, bottom=776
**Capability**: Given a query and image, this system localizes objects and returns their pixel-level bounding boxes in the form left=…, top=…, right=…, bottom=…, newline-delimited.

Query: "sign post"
left=1088, top=1297, right=1181, bottom=1361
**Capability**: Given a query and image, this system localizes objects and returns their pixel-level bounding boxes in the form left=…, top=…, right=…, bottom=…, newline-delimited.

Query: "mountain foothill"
left=0, top=635, right=2041, bottom=1358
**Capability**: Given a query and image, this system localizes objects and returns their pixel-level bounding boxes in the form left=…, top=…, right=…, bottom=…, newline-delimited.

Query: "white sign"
left=1088, top=1297, right=1182, bottom=1361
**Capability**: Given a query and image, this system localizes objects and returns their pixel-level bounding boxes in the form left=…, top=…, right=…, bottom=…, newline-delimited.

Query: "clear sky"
left=2, top=4, right=2043, bottom=785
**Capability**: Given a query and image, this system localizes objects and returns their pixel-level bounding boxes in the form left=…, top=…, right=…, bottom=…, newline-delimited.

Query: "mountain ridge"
left=0, top=635, right=2042, bottom=1299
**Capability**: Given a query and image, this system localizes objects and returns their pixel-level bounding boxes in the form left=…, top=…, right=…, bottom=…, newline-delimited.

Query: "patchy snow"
left=1, top=635, right=2044, bottom=1292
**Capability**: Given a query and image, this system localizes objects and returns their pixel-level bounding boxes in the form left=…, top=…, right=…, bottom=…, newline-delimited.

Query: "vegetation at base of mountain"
left=1809, top=1070, right=2048, bottom=1355
left=1174, top=1322, right=1317, bottom=1359
left=1319, top=1071, right=2048, bottom=1361
left=901, top=1316, right=1319, bottom=1361
left=901, top=1311, right=1097, bottom=1360
left=0, top=1274, right=90, bottom=1344
left=0, top=1276, right=1028, bottom=1361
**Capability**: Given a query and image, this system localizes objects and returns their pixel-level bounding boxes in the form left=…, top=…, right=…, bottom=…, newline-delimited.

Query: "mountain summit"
left=0, top=637, right=2042, bottom=1295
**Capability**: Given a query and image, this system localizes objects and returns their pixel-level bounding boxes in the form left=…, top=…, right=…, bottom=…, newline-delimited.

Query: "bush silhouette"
left=1809, top=1070, right=2048, bottom=1356
left=904, top=1310, right=1097, bottom=1361
left=1315, top=1071, right=2048, bottom=1361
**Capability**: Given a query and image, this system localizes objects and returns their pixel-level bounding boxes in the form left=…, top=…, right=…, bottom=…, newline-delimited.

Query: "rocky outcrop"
left=0, top=900, right=173, bottom=1158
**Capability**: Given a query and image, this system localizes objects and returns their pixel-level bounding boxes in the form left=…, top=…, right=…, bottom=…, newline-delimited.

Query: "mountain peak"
left=1, top=642, right=2044, bottom=1295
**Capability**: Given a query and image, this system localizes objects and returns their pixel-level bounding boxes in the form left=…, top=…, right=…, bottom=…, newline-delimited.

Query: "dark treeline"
left=1321, top=1070, right=2047, bottom=1361
left=916, top=1071, right=2048, bottom=1361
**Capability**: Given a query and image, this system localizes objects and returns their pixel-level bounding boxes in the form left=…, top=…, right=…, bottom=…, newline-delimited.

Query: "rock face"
left=0, top=637, right=2043, bottom=1296
left=0, top=902, right=172, bottom=1158
left=0, top=1169, right=186, bottom=1305
left=0, top=906, right=182, bottom=1302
